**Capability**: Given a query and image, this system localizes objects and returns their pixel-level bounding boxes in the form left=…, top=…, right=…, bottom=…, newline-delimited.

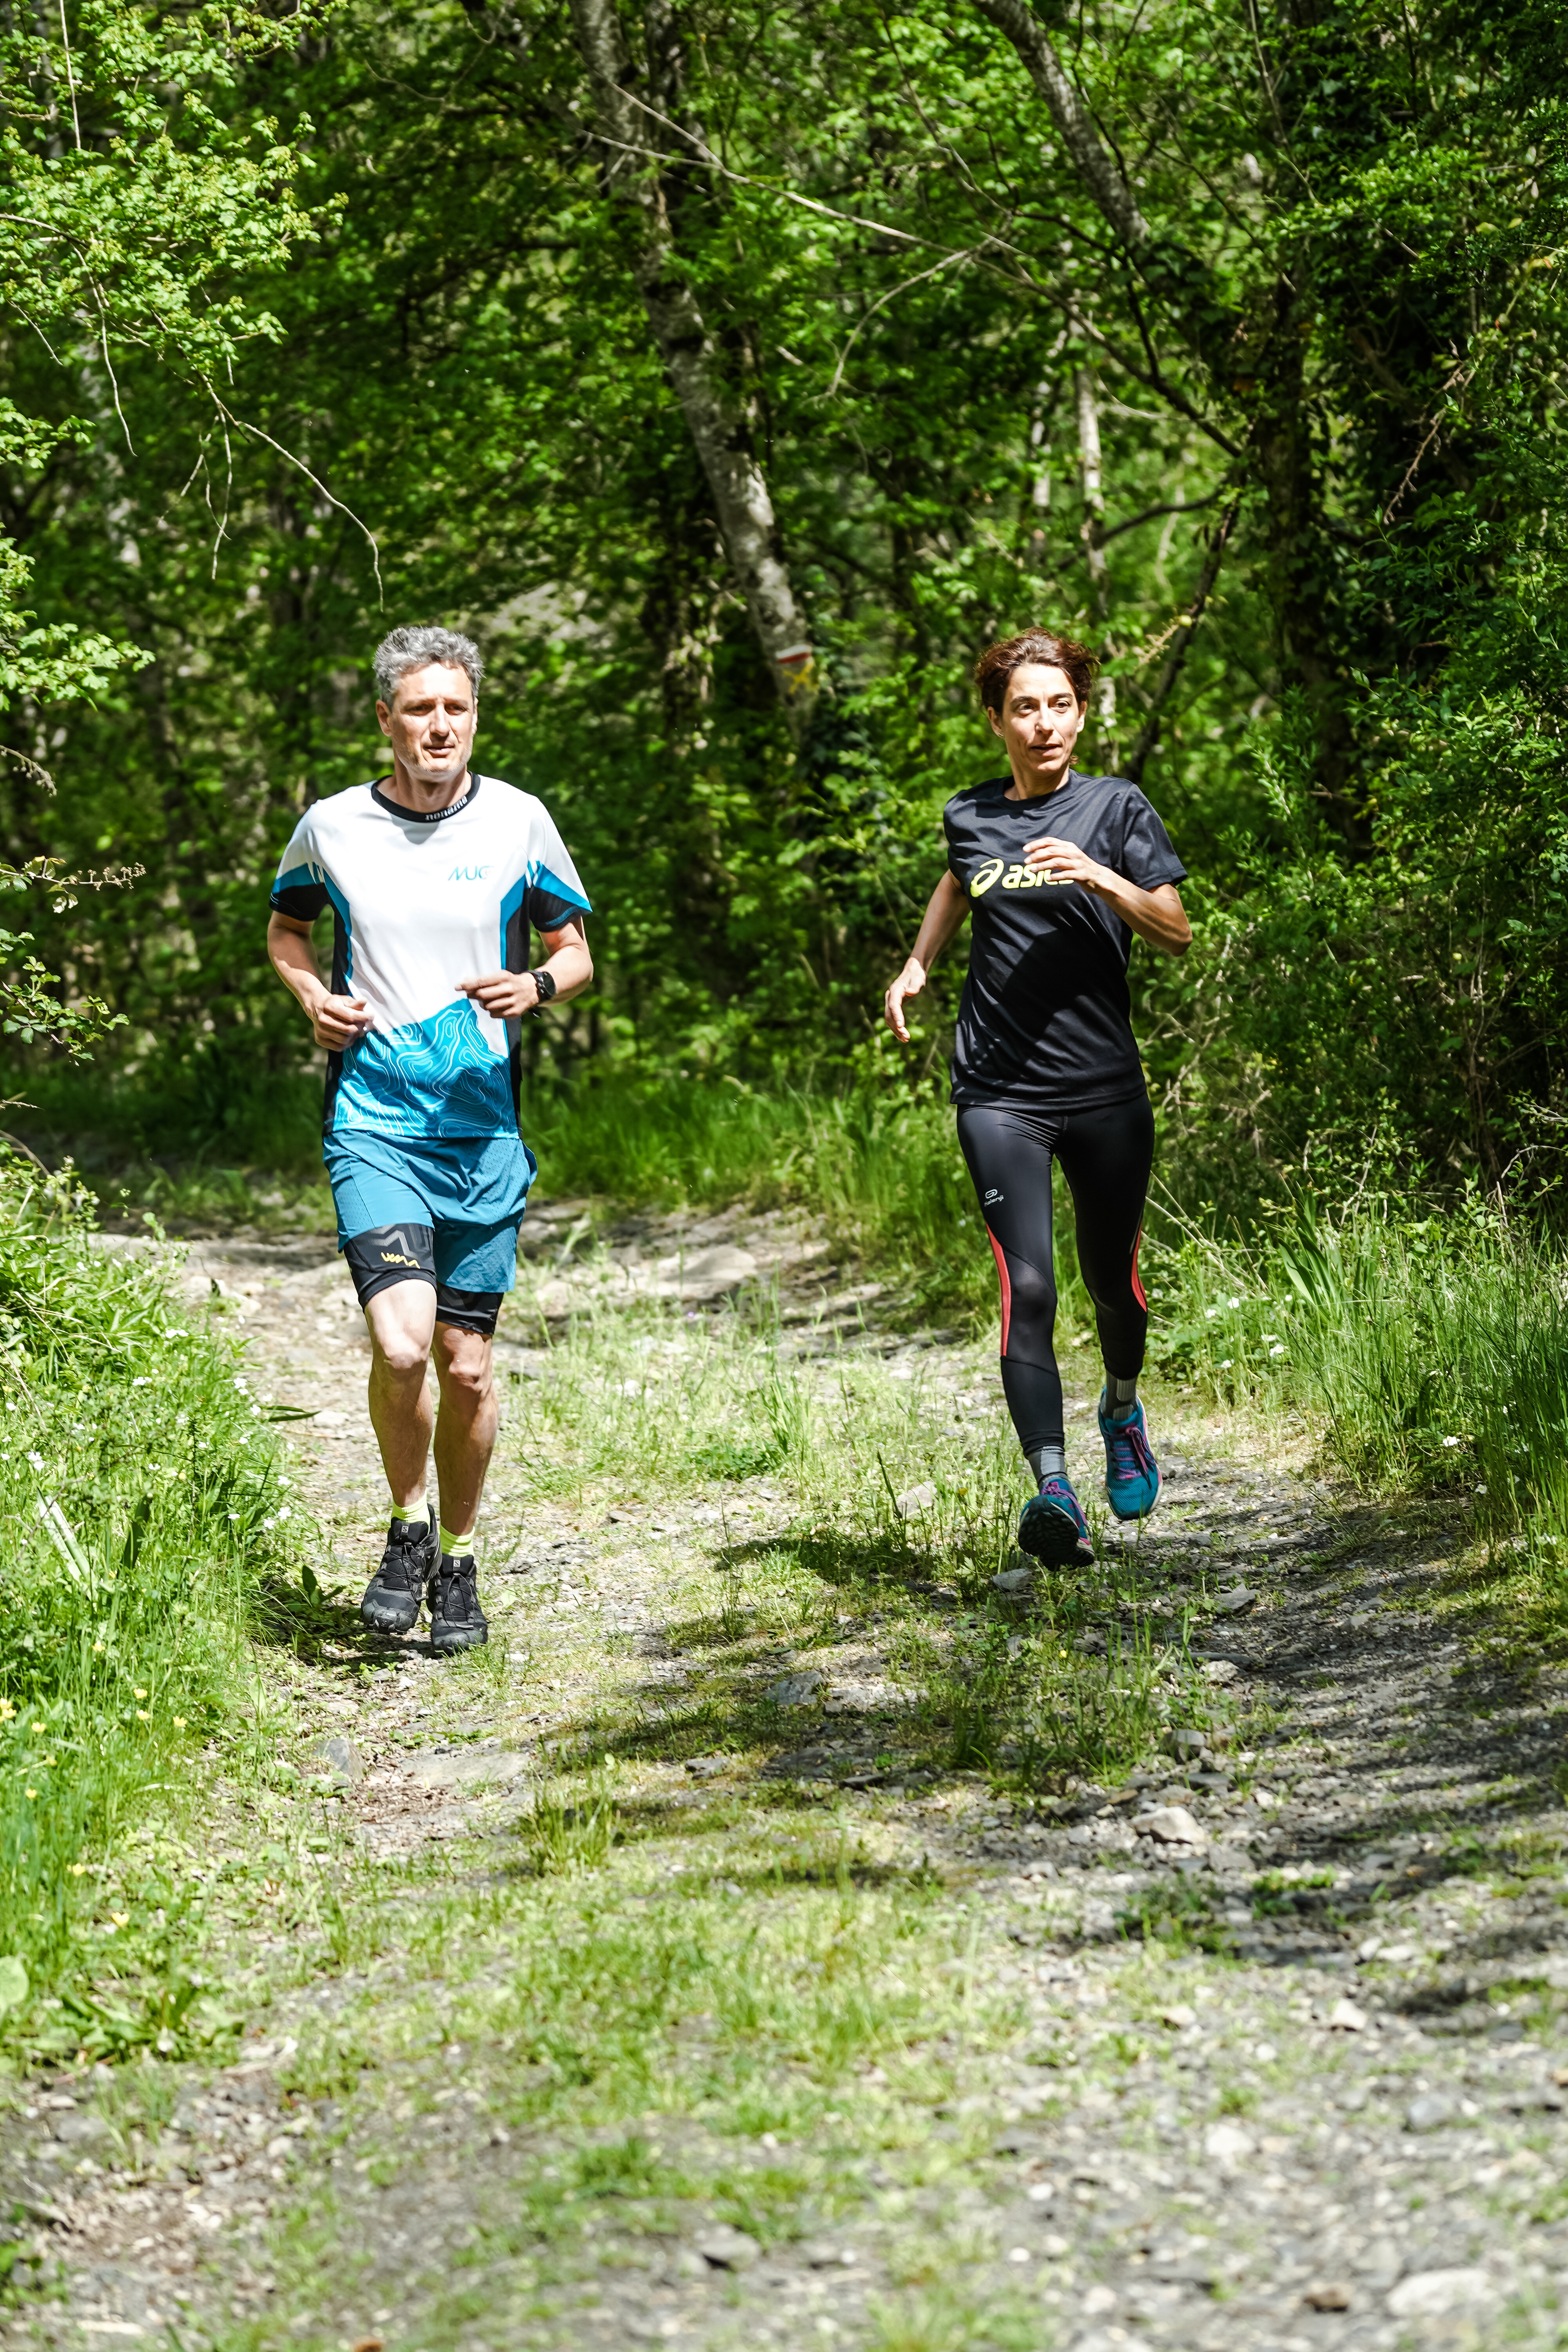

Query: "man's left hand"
left=457, top=971, right=541, bottom=1018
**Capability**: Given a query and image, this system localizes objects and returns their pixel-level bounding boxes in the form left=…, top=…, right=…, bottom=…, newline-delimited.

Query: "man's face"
left=376, top=663, right=477, bottom=788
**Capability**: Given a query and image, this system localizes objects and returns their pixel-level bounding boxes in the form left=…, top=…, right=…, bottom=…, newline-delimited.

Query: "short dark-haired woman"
left=884, top=630, right=1192, bottom=1566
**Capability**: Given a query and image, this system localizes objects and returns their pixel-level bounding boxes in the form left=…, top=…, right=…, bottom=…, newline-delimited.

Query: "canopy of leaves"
left=0, top=0, right=1565, bottom=1202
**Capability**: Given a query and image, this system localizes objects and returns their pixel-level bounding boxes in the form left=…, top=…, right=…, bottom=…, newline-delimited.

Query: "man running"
left=266, top=625, right=592, bottom=1650
left=883, top=628, right=1190, bottom=1566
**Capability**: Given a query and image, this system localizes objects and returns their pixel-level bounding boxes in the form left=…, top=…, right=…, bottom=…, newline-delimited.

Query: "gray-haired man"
left=266, top=626, right=593, bottom=1651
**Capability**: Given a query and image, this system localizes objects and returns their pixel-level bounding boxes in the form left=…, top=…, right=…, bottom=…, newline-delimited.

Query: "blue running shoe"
left=1017, top=1475, right=1095, bottom=1568
left=1099, top=1393, right=1162, bottom=1521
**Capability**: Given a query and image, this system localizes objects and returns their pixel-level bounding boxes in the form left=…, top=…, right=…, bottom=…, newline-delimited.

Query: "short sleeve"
left=270, top=813, right=330, bottom=924
left=1118, top=789, right=1187, bottom=891
left=524, top=806, right=592, bottom=934
left=943, top=797, right=962, bottom=881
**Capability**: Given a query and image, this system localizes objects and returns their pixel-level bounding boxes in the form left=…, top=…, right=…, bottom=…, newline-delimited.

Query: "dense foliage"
left=0, top=0, right=1564, bottom=1203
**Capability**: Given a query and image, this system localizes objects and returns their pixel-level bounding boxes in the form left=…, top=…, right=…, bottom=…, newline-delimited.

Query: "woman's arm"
left=1021, top=835, right=1192, bottom=957
left=884, top=870, right=971, bottom=1043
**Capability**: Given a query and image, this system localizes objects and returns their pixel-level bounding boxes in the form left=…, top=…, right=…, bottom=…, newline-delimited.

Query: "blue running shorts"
left=323, top=1131, right=537, bottom=1334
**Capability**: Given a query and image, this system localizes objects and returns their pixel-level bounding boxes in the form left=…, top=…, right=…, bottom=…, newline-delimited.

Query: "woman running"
left=884, top=629, right=1191, bottom=1566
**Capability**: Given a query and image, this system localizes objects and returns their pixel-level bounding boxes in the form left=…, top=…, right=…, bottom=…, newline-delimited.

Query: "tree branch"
left=1125, top=496, right=1241, bottom=784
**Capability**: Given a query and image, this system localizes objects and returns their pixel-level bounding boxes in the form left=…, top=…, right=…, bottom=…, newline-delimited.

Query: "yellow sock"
left=439, top=1524, right=476, bottom=1557
left=390, top=1501, right=430, bottom=1527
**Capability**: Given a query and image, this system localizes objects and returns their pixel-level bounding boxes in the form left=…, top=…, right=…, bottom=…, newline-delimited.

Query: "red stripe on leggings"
left=988, top=1229, right=1013, bottom=1353
left=1131, top=1223, right=1147, bottom=1312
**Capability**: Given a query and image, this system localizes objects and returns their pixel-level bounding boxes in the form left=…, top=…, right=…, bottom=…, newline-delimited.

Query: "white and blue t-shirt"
left=270, top=774, right=592, bottom=1138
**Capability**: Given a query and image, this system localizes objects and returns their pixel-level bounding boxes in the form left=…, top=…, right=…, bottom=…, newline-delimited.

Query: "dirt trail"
left=7, top=1206, right=1568, bottom=2351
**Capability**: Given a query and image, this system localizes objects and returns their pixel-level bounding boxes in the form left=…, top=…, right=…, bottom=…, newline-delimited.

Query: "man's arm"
left=267, top=911, right=375, bottom=1048
left=456, top=916, right=593, bottom=1019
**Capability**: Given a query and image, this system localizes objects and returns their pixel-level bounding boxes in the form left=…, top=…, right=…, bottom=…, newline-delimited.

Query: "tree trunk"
left=567, top=0, right=821, bottom=746
left=1250, top=275, right=1357, bottom=823
left=970, top=0, right=1148, bottom=254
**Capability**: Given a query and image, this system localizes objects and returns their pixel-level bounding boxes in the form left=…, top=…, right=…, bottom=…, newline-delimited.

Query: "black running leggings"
left=956, top=1095, right=1155, bottom=1458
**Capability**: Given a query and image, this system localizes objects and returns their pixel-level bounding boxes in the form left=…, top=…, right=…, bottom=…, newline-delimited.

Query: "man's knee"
left=372, top=1331, right=431, bottom=1379
left=435, top=1338, right=494, bottom=1412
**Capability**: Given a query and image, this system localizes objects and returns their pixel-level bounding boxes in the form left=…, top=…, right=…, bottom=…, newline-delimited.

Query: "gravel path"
left=5, top=1209, right=1567, bottom=2351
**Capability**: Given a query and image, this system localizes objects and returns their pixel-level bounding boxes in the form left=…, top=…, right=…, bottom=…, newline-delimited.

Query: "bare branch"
left=1125, top=496, right=1241, bottom=784
left=208, top=392, right=383, bottom=603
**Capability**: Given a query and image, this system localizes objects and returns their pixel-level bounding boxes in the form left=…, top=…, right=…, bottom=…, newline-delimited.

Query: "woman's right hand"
left=884, top=956, right=927, bottom=1044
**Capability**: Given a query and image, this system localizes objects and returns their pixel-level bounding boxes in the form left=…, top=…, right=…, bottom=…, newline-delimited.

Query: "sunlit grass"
left=499, top=1289, right=1238, bottom=1787
left=1151, top=1194, right=1568, bottom=1638
left=0, top=1150, right=290, bottom=2057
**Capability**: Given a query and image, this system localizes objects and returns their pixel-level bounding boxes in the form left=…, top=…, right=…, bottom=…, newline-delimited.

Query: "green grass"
left=519, top=1076, right=1102, bottom=1330
left=0, top=1150, right=289, bottom=2058
left=500, top=1277, right=1243, bottom=1787
left=1147, top=1191, right=1568, bottom=1640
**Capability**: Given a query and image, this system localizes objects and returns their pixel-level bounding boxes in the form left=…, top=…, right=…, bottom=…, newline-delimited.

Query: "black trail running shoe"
left=429, top=1554, right=489, bottom=1654
left=360, top=1517, right=438, bottom=1634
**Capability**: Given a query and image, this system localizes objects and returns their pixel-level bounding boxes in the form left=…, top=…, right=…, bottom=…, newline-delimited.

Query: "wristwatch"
left=530, top=968, right=558, bottom=1007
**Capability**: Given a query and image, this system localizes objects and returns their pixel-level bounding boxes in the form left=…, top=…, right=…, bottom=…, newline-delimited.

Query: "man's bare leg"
left=431, top=1322, right=498, bottom=1538
left=421, top=1321, right=496, bottom=1652
left=358, top=1281, right=440, bottom=1634
left=365, top=1281, right=438, bottom=1504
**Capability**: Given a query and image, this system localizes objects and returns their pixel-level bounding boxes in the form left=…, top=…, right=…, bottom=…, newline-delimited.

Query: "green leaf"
left=0, top=1955, right=30, bottom=2016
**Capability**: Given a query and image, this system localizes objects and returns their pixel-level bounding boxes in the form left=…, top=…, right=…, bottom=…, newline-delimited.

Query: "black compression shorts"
left=956, top=1095, right=1154, bottom=1458
left=341, top=1225, right=503, bottom=1337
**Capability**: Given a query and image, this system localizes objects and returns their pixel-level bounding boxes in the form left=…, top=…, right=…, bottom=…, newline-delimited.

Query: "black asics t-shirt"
left=943, top=769, right=1187, bottom=1110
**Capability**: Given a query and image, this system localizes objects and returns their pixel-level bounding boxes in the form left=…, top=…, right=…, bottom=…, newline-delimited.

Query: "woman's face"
left=987, top=662, right=1087, bottom=791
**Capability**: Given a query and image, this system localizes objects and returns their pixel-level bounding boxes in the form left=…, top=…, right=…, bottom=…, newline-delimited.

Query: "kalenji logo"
left=448, top=863, right=493, bottom=882
left=984, top=1188, right=1003, bottom=1205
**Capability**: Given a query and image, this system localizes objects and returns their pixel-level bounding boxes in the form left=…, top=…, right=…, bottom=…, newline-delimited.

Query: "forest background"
left=0, top=0, right=1565, bottom=1228
left=2, top=0, right=1568, bottom=2078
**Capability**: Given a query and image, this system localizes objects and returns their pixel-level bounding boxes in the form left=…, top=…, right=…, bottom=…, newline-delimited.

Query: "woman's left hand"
left=1022, top=835, right=1111, bottom=893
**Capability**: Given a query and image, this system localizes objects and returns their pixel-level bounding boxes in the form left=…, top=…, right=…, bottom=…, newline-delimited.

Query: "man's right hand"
left=306, top=987, right=372, bottom=1051
left=884, top=956, right=927, bottom=1044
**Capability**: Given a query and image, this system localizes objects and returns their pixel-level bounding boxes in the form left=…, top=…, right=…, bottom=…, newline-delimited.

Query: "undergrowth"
left=0, top=1148, right=289, bottom=2059
left=1149, top=1191, right=1568, bottom=1633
